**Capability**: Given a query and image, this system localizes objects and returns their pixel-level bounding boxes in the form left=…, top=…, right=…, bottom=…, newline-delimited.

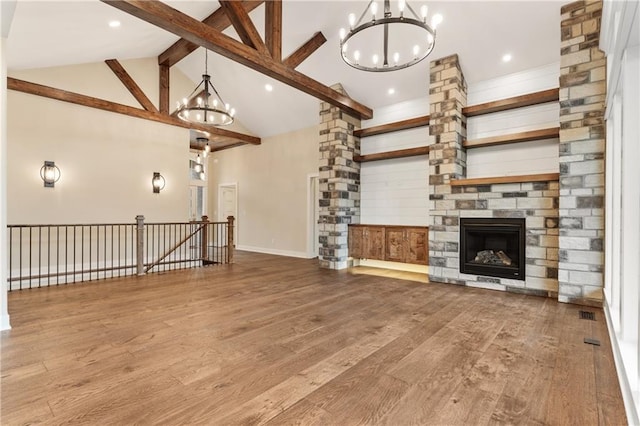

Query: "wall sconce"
left=152, top=172, right=165, bottom=193
left=40, top=161, right=61, bottom=188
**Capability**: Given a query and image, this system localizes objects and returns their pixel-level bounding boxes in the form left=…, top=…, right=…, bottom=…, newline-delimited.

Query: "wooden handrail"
left=354, top=146, right=430, bottom=163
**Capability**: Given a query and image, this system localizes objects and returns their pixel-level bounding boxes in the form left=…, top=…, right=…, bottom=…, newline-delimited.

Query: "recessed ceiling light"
left=108, top=20, right=121, bottom=28
left=502, top=53, right=512, bottom=63
left=388, top=88, right=395, bottom=95
left=265, top=84, right=273, bottom=92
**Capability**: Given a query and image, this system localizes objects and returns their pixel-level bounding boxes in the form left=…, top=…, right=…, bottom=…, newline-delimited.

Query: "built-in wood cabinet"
left=348, top=225, right=428, bottom=265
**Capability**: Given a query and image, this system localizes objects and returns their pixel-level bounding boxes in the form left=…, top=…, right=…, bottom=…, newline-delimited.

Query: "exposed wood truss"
left=7, top=77, right=260, bottom=149
left=103, top=0, right=372, bottom=119
left=159, top=64, right=170, bottom=114
left=158, top=1, right=264, bottom=67
left=282, top=31, right=327, bottom=69
left=219, top=0, right=269, bottom=55
left=265, top=0, right=282, bottom=61
left=105, top=59, right=158, bottom=113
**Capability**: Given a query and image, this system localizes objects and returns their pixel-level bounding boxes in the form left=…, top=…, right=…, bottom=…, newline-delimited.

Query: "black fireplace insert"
left=459, top=218, right=525, bottom=280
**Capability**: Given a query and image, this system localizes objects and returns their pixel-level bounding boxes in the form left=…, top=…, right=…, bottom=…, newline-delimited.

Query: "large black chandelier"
left=176, top=49, right=235, bottom=126
left=339, top=0, right=442, bottom=72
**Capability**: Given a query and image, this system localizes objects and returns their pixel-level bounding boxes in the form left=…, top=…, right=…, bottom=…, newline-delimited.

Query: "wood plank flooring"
left=1, top=251, right=627, bottom=425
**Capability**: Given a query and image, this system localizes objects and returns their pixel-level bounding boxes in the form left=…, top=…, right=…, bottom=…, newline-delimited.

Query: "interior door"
left=219, top=184, right=237, bottom=246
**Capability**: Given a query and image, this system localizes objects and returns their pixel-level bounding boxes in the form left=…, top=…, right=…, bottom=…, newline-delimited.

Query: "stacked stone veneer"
left=557, top=0, right=606, bottom=306
left=318, top=84, right=361, bottom=270
left=428, top=55, right=562, bottom=297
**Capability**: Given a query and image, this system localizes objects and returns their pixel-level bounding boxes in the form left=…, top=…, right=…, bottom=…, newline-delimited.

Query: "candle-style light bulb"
left=393, top=52, right=400, bottom=65
left=205, top=142, right=211, bottom=153
left=225, top=103, right=230, bottom=111
left=354, top=50, right=361, bottom=63
left=421, top=5, right=428, bottom=22
left=372, top=54, right=379, bottom=66
left=398, top=0, right=405, bottom=15
left=413, top=45, right=420, bottom=58
left=230, top=108, right=236, bottom=117
left=197, top=97, right=202, bottom=106
left=196, top=154, right=202, bottom=164
left=370, top=2, right=378, bottom=19
left=182, top=97, right=188, bottom=106
left=213, top=99, right=218, bottom=108
left=339, top=28, right=346, bottom=41
left=431, top=13, right=443, bottom=29
left=348, top=13, right=356, bottom=28
left=428, top=33, right=434, bottom=45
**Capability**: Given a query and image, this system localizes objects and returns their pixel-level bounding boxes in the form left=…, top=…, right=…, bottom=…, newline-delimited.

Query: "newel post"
left=201, top=215, right=209, bottom=261
left=135, top=215, right=145, bottom=276
left=227, top=216, right=235, bottom=263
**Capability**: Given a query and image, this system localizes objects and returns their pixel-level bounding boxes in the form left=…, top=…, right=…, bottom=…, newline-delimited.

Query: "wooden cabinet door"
left=365, top=227, right=385, bottom=260
left=348, top=226, right=365, bottom=259
left=385, top=228, right=406, bottom=262
left=406, top=228, right=428, bottom=265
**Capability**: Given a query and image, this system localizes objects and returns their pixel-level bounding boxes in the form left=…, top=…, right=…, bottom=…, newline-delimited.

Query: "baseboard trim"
left=603, top=299, right=639, bottom=426
left=236, top=245, right=312, bottom=259
left=1, top=314, right=11, bottom=331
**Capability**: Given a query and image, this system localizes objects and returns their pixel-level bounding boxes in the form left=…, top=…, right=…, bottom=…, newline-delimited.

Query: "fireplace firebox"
left=460, top=218, right=525, bottom=280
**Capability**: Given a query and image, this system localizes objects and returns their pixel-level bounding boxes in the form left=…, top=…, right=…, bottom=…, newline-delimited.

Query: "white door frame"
left=218, top=182, right=238, bottom=243
left=307, top=173, right=320, bottom=258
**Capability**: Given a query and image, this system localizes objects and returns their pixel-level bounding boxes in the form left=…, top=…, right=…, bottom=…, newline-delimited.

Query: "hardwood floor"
left=1, top=251, right=627, bottom=425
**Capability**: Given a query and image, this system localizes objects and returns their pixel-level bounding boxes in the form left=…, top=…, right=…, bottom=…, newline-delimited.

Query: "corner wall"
left=558, top=0, right=607, bottom=306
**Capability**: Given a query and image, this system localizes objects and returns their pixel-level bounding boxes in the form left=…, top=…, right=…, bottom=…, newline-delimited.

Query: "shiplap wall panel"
left=358, top=62, right=560, bottom=225
left=360, top=154, right=429, bottom=226
left=466, top=62, right=560, bottom=178
left=466, top=139, right=559, bottom=178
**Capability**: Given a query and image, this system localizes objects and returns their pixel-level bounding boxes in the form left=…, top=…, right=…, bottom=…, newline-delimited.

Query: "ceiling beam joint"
left=105, top=59, right=158, bottom=113
left=102, top=0, right=373, bottom=119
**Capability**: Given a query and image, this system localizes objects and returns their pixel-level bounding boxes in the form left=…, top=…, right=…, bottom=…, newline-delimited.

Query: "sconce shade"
left=152, top=172, right=166, bottom=193
left=40, top=161, right=60, bottom=188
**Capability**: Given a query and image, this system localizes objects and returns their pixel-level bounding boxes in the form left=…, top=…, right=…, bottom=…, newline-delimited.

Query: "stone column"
left=318, top=84, right=361, bottom=270
left=558, top=0, right=606, bottom=306
left=428, top=54, right=468, bottom=284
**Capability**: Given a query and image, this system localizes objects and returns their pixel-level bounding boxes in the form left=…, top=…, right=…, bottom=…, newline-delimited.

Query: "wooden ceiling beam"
left=159, top=64, right=170, bottom=114
left=158, top=0, right=264, bottom=67
left=218, top=0, right=269, bottom=55
left=102, top=0, right=373, bottom=119
left=105, top=59, right=158, bottom=113
left=283, top=31, right=326, bottom=69
left=8, top=77, right=261, bottom=145
left=265, top=0, right=282, bottom=61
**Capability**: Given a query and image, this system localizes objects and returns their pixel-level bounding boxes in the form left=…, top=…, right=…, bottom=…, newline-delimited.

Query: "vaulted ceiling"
left=6, top=1, right=561, bottom=139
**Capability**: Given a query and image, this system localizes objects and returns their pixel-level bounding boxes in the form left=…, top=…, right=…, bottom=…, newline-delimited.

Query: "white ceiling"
left=6, top=0, right=562, bottom=138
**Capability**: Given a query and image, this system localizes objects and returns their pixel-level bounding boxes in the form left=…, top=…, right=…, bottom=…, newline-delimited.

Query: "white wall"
left=466, top=62, right=560, bottom=178
left=208, top=125, right=318, bottom=258
left=601, top=1, right=640, bottom=423
left=360, top=98, right=430, bottom=226
left=7, top=58, right=200, bottom=224
left=1, top=0, right=16, bottom=330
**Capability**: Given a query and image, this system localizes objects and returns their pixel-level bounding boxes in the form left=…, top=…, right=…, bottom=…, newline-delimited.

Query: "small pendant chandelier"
left=339, top=0, right=443, bottom=72
left=176, top=50, right=235, bottom=126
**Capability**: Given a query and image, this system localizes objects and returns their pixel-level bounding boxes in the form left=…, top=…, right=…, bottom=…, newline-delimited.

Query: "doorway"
left=218, top=183, right=238, bottom=246
left=308, top=174, right=320, bottom=258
